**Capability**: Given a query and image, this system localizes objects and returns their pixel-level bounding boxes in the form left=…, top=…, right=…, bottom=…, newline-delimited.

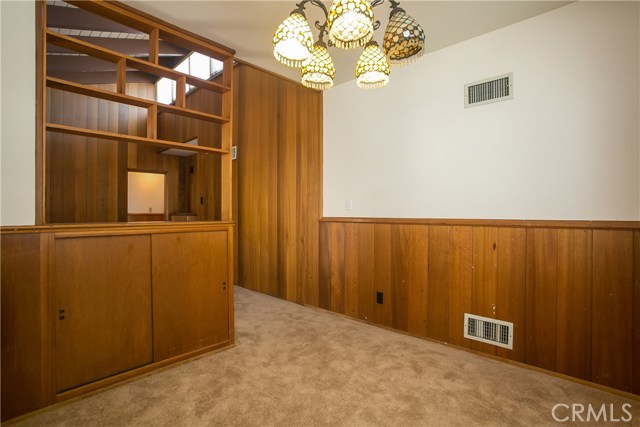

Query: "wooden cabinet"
left=152, top=231, right=229, bottom=361
left=53, top=235, right=153, bottom=392
left=1, top=223, right=234, bottom=422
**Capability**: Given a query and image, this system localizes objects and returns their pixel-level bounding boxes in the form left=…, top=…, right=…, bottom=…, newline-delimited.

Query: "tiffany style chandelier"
left=273, top=0, right=425, bottom=90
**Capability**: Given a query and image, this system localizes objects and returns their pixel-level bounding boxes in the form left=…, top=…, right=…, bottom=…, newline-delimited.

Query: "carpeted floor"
left=10, top=286, right=639, bottom=427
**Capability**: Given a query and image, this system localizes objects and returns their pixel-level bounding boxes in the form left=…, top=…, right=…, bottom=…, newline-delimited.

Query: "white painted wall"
left=1, top=1, right=36, bottom=226
left=324, top=1, right=640, bottom=220
left=128, top=171, right=165, bottom=214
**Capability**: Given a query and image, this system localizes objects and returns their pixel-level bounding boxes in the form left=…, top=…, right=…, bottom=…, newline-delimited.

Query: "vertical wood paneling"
left=278, top=81, right=299, bottom=301
left=471, top=227, right=499, bottom=355
left=373, top=224, right=392, bottom=327
left=495, top=227, right=526, bottom=362
left=316, top=220, right=637, bottom=394
left=556, top=229, right=592, bottom=380
left=391, top=225, right=408, bottom=332
left=235, top=65, right=321, bottom=304
left=1, top=234, right=43, bottom=420
left=318, top=222, right=331, bottom=310
left=343, top=223, right=359, bottom=318
left=329, top=223, right=345, bottom=314
left=525, top=228, right=558, bottom=371
left=391, top=225, right=428, bottom=335
left=448, top=226, right=473, bottom=348
left=634, top=231, right=640, bottom=395
left=357, top=224, right=375, bottom=323
left=592, top=230, right=634, bottom=391
left=427, top=226, right=450, bottom=342
left=297, top=86, right=321, bottom=307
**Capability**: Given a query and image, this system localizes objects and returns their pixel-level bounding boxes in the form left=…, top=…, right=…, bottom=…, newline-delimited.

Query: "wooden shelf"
left=46, top=77, right=229, bottom=124
left=45, top=123, right=229, bottom=155
left=46, top=30, right=230, bottom=94
left=38, top=1, right=234, bottom=225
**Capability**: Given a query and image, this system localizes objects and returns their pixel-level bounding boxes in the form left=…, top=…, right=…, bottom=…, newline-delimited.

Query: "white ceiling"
left=122, top=1, right=571, bottom=86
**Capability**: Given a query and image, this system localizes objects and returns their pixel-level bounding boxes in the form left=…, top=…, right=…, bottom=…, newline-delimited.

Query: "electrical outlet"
left=345, top=197, right=353, bottom=211
left=376, top=292, right=383, bottom=304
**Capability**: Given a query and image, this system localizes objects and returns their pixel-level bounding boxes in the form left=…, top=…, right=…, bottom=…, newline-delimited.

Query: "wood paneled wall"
left=319, top=219, right=640, bottom=394
left=46, top=83, right=183, bottom=223
left=1, top=234, right=44, bottom=420
left=157, top=86, right=223, bottom=221
left=234, top=64, right=322, bottom=304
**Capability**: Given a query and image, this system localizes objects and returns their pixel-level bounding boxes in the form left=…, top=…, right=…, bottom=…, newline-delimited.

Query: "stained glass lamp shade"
left=273, top=12, right=314, bottom=67
left=327, top=0, right=375, bottom=50
left=355, top=41, right=390, bottom=89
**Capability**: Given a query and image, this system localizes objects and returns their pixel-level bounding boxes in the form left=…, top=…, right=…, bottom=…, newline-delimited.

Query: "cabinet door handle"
left=222, top=281, right=227, bottom=290
left=59, top=308, right=65, bottom=320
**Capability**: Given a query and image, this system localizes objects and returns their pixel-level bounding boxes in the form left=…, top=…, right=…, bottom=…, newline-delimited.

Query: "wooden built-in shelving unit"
left=0, top=1, right=239, bottom=422
left=38, top=0, right=235, bottom=223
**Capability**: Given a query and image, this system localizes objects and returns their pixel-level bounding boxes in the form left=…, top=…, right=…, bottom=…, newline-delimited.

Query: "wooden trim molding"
left=321, top=217, right=640, bottom=230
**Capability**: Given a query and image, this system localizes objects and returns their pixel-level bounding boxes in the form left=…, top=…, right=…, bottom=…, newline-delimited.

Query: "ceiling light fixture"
left=273, top=0, right=425, bottom=90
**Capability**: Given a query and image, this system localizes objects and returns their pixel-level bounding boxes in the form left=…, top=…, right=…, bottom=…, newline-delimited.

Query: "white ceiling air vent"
left=464, top=313, right=513, bottom=350
left=464, top=73, right=513, bottom=108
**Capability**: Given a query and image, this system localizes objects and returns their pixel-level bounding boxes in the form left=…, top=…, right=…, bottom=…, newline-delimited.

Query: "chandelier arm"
left=387, top=0, right=404, bottom=16
left=370, top=0, right=386, bottom=28
left=293, top=0, right=329, bottom=41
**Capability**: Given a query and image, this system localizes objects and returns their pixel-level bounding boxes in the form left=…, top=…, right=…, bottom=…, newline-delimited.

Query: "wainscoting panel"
left=318, top=218, right=639, bottom=394
left=591, top=230, right=634, bottom=391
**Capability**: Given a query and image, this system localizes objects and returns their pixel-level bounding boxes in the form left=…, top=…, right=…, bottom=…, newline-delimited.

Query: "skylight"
left=156, top=52, right=223, bottom=105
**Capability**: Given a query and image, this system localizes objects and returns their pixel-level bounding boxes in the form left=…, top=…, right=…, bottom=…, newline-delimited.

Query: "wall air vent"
left=464, top=73, right=513, bottom=108
left=464, top=313, right=513, bottom=350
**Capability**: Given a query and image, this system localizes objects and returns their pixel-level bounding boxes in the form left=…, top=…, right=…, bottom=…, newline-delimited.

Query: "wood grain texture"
left=329, top=223, right=345, bottom=314
left=525, top=228, right=558, bottom=371
left=634, top=230, right=640, bottom=395
left=53, top=235, right=153, bottom=392
left=556, top=229, right=592, bottom=380
left=448, top=226, right=473, bottom=348
left=318, top=222, right=331, bottom=310
left=495, top=227, right=526, bottom=362
left=152, top=231, right=230, bottom=361
left=234, top=64, right=321, bottom=304
left=343, top=223, right=360, bottom=319
left=471, top=227, right=499, bottom=355
left=316, top=219, right=639, bottom=394
left=373, top=224, right=393, bottom=327
left=357, top=224, right=375, bottom=323
left=426, top=226, right=449, bottom=342
left=1, top=234, right=43, bottom=421
left=591, top=230, right=634, bottom=392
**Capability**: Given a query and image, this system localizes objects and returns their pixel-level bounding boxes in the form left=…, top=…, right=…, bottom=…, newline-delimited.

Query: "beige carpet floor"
left=10, top=286, right=639, bottom=427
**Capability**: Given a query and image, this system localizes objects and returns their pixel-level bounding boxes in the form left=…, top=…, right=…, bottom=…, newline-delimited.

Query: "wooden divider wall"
left=318, top=220, right=640, bottom=394
left=233, top=64, right=322, bottom=304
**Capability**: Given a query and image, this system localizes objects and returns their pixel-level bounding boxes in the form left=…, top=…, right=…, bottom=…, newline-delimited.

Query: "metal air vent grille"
left=464, top=313, right=513, bottom=350
left=464, top=73, right=513, bottom=108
